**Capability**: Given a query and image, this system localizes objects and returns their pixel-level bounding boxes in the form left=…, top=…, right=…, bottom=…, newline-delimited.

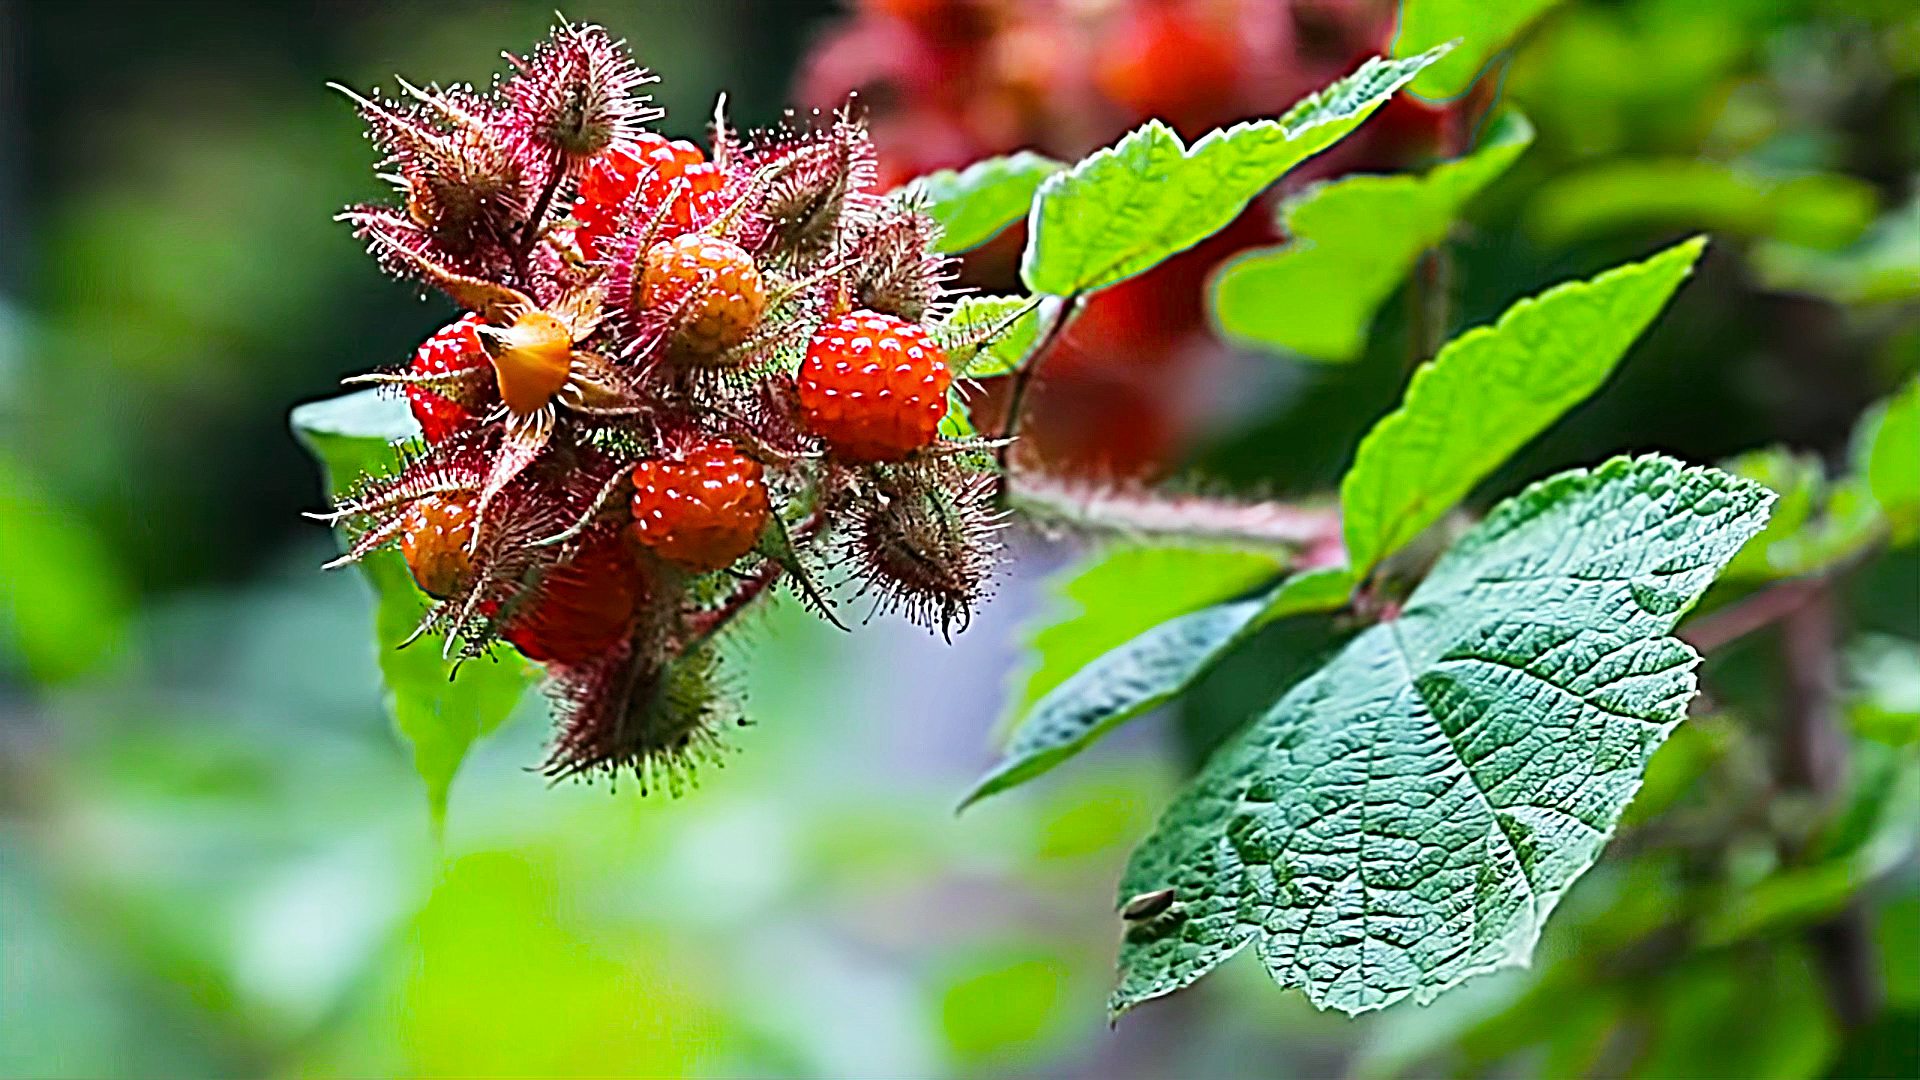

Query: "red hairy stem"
left=1006, top=472, right=1343, bottom=560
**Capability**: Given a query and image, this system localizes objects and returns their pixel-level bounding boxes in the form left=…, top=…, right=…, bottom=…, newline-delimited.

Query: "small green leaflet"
left=914, top=151, right=1064, bottom=253
left=1214, top=112, right=1533, bottom=362
left=292, top=389, right=534, bottom=826
left=1112, top=455, right=1774, bottom=1017
left=964, top=566, right=1354, bottom=809
left=1008, top=546, right=1287, bottom=729
left=1341, top=236, right=1705, bottom=579
left=937, top=294, right=1047, bottom=380
left=1020, top=45, right=1450, bottom=298
left=1392, top=0, right=1563, bottom=100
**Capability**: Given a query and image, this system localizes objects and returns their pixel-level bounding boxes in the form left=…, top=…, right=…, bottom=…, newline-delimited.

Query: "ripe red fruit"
left=628, top=441, right=771, bottom=572
left=399, top=492, right=478, bottom=598
left=408, top=314, right=488, bottom=442
left=574, top=133, right=725, bottom=258
left=640, top=234, right=768, bottom=358
left=503, top=533, right=644, bottom=664
left=797, top=310, right=952, bottom=462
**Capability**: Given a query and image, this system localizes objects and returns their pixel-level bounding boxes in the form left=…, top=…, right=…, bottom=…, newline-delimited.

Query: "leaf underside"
left=1112, top=455, right=1773, bottom=1018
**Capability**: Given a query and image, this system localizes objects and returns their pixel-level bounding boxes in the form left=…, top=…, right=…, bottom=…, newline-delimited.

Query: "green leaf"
left=1020, top=46, right=1450, bottom=298
left=1525, top=160, right=1876, bottom=250
left=915, top=152, right=1065, bottom=253
left=1867, top=376, right=1920, bottom=545
left=1213, top=111, right=1533, bottom=362
left=965, top=566, right=1353, bottom=809
left=291, top=389, right=534, bottom=826
left=1111, top=456, right=1774, bottom=1017
left=1341, top=236, right=1705, bottom=578
left=938, top=294, right=1047, bottom=380
left=1393, top=0, right=1564, bottom=100
left=1008, top=546, right=1287, bottom=728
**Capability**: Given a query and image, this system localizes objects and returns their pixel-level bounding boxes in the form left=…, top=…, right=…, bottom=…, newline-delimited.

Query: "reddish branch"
left=1679, top=578, right=1823, bottom=653
left=1007, top=472, right=1344, bottom=561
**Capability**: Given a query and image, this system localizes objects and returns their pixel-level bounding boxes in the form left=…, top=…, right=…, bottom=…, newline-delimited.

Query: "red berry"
left=408, top=314, right=488, bottom=442
left=797, top=310, right=952, bottom=462
left=640, top=234, right=767, bottom=359
left=574, top=134, right=724, bottom=258
left=628, top=441, right=771, bottom=572
left=399, top=492, right=478, bottom=599
left=503, top=533, right=644, bottom=664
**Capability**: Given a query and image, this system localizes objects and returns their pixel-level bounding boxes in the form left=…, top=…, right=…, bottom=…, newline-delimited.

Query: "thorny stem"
left=687, top=562, right=784, bottom=643
left=684, top=502, right=833, bottom=646
left=995, top=294, right=1080, bottom=473
left=1007, top=472, right=1344, bottom=559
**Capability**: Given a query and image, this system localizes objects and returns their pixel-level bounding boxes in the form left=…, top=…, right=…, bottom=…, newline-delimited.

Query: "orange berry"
left=640, top=234, right=767, bottom=359
left=628, top=441, right=771, bottom=572
left=797, top=310, right=952, bottom=462
left=399, top=492, right=479, bottom=599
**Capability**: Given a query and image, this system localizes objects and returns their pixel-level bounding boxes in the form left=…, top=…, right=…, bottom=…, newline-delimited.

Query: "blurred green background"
left=3, top=1, right=1917, bottom=1077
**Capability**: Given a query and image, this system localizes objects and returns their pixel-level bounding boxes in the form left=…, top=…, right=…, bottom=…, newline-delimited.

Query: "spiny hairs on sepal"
left=503, top=20, right=661, bottom=168
left=735, top=105, right=883, bottom=264
left=852, top=463, right=1006, bottom=640
left=332, top=81, right=525, bottom=259
left=847, top=195, right=956, bottom=322
left=541, top=638, right=739, bottom=794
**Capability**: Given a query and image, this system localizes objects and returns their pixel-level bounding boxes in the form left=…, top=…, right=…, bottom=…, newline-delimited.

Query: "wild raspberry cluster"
left=318, top=21, right=1011, bottom=790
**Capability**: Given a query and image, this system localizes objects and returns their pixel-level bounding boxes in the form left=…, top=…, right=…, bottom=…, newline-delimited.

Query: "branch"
left=1006, top=472, right=1343, bottom=561
left=1679, top=578, right=1822, bottom=653
left=995, top=295, right=1079, bottom=471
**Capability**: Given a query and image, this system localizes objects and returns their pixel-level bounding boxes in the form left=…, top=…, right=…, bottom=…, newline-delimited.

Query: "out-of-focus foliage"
left=1213, top=111, right=1534, bottom=362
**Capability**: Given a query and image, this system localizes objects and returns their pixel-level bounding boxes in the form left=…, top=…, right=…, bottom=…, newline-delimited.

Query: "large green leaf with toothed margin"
left=1020, top=46, right=1450, bottom=298
left=1213, top=112, right=1533, bottom=362
left=916, top=152, right=1064, bottom=253
left=1340, top=237, right=1705, bottom=579
left=1111, top=455, right=1774, bottom=1018
left=292, top=389, right=534, bottom=826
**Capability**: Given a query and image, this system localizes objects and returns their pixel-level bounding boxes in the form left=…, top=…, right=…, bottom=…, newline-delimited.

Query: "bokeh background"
left=3, top=1, right=1917, bottom=1077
